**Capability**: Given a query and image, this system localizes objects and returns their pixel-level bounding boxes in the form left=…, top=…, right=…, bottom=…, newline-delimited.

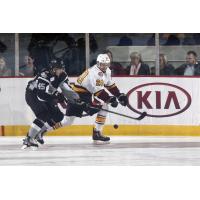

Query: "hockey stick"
left=59, top=98, right=147, bottom=121
left=83, top=105, right=147, bottom=121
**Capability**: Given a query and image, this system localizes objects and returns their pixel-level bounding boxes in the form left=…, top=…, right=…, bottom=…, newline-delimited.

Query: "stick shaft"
left=100, top=108, right=144, bottom=120
left=88, top=106, right=146, bottom=120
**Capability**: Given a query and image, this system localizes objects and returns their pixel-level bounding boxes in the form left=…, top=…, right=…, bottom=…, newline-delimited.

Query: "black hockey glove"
left=108, top=96, right=118, bottom=108
left=118, top=93, right=128, bottom=106
left=86, top=103, right=102, bottom=116
left=67, top=99, right=87, bottom=117
left=74, top=99, right=87, bottom=108
left=53, top=91, right=66, bottom=103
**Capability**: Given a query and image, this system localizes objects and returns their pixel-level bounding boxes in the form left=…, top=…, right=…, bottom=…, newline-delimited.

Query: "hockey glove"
left=74, top=99, right=87, bottom=110
left=108, top=96, right=118, bottom=108
left=84, top=103, right=102, bottom=116
left=67, top=99, right=87, bottom=117
left=53, top=91, right=66, bottom=103
left=118, top=93, right=128, bottom=106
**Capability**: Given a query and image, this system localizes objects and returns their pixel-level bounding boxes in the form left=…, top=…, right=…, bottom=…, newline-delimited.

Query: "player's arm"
left=105, top=83, right=120, bottom=97
left=52, top=71, right=80, bottom=102
left=85, top=75, right=118, bottom=108
left=105, top=83, right=128, bottom=106
left=105, top=72, right=128, bottom=106
left=60, top=80, right=80, bottom=103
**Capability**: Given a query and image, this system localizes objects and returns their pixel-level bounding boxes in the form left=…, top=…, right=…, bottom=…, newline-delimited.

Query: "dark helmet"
left=49, top=59, right=65, bottom=70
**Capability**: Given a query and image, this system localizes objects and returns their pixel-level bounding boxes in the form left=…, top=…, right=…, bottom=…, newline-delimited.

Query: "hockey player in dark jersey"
left=22, top=59, right=86, bottom=149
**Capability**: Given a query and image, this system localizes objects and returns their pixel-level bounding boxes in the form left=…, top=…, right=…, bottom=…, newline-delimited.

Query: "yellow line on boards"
left=2, top=125, right=200, bottom=136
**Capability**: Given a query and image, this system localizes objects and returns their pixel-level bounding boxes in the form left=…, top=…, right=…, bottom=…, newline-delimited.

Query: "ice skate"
left=21, top=136, right=38, bottom=150
left=35, top=131, right=46, bottom=145
left=92, top=128, right=110, bottom=144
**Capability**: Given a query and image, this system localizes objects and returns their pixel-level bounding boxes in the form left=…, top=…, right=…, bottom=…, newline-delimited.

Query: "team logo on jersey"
left=96, top=79, right=104, bottom=86
left=98, top=72, right=103, bottom=77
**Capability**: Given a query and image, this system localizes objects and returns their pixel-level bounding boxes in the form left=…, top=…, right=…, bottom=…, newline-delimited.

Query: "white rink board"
left=0, top=77, right=200, bottom=126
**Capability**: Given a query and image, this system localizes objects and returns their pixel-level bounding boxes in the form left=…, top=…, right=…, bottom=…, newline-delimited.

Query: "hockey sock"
left=61, top=116, right=75, bottom=126
left=94, top=103, right=108, bottom=132
left=35, top=116, right=76, bottom=135
left=28, top=119, right=44, bottom=139
left=94, top=114, right=106, bottom=132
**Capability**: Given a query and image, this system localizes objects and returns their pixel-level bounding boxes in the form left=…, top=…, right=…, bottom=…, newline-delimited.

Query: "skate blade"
left=93, top=140, right=110, bottom=145
left=21, top=145, right=38, bottom=150
left=37, top=142, right=44, bottom=147
left=21, top=145, right=29, bottom=150
left=30, top=146, right=38, bottom=151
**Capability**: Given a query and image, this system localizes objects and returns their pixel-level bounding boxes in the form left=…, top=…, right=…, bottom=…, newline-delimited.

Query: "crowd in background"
left=1, top=33, right=200, bottom=77
left=106, top=50, right=200, bottom=76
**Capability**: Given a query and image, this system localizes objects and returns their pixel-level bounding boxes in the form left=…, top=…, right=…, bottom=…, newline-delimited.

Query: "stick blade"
left=137, top=112, right=147, bottom=120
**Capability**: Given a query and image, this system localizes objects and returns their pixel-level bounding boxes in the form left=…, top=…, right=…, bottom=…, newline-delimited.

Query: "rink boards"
left=1, top=76, right=200, bottom=136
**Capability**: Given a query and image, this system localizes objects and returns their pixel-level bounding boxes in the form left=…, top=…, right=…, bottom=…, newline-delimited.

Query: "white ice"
left=1, top=136, right=200, bottom=165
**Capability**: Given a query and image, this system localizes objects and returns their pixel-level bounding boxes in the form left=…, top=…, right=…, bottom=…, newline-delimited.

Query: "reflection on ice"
left=0, top=136, right=200, bottom=166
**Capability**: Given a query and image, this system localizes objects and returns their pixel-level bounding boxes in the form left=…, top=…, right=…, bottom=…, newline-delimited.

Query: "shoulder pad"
left=40, top=71, right=49, bottom=78
left=106, top=67, right=111, bottom=75
left=58, top=72, right=68, bottom=83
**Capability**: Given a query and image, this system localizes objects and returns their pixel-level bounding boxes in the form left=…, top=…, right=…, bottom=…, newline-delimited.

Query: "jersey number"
left=38, top=83, right=46, bottom=90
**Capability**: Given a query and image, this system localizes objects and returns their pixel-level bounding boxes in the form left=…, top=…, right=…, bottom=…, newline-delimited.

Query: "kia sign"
left=127, top=82, right=192, bottom=117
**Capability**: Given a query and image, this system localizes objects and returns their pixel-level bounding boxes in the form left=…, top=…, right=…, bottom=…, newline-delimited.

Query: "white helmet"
left=96, top=54, right=110, bottom=64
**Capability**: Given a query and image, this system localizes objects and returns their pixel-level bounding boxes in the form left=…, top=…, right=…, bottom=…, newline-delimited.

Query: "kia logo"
left=127, top=82, right=192, bottom=117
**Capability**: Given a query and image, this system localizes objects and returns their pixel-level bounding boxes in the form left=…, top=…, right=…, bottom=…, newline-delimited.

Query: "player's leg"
left=36, top=101, right=86, bottom=138
left=93, top=103, right=110, bottom=142
left=22, top=90, right=48, bottom=149
left=22, top=118, right=45, bottom=149
left=34, top=104, right=77, bottom=144
left=35, top=116, right=76, bottom=145
left=23, top=89, right=76, bottom=147
left=23, top=89, right=66, bottom=148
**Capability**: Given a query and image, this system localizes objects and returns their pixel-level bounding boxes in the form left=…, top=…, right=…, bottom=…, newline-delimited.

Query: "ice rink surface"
left=1, top=136, right=200, bottom=165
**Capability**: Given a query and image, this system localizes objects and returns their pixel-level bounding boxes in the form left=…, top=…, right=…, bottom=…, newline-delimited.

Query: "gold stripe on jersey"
left=94, top=89, right=103, bottom=97
left=95, top=115, right=106, bottom=124
left=105, top=83, right=116, bottom=90
left=71, top=84, right=89, bottom=93
left=77, top=69, right=89, bottom=84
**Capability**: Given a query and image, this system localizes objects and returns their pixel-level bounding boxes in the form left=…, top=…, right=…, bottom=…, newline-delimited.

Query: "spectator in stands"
left=151, top=54, right=175, bottom=75
left=28, top=34, right=55, bottom=72
left=125, top=52, right=150, bottom=75
left=0, top=40, right=7, bottom=53
left=175, top=51, right=200, bottom=76
left=193, top=33, right=200, bottom=45
left=0, top=56, right=11, bottom=76
left=103, top=49, right=126, bottom=75
left=160, top=54, right=175, bottom=75
left=147, top=34, right=155, bottom=45
left=76, top=37, right=86, bottom=74
left=78, top=35, right=98, bottom=74
left=164, top=34, right=180, bottom=45
left=19, top=56, right=36, bottom=76
left=150, top=66, right=155, bottom=75
left=118, top=35, right=133, bottom=46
